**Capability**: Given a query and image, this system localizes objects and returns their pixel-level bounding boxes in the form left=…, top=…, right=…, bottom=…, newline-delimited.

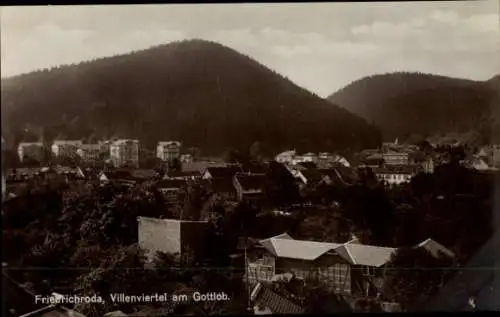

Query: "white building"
left=51, top=140, right=83, bottom=158
left=157, top=141, right=182, bottom=161
left=275, top=150, right=296, bottom=164
left=180, top=153, right=193, bottom=163
left=77, top=144, right=102, bottom=162
left=374, top=166, right=417, bottom=186
left=98, top=140, right=112, bottom=152
left=17, top=142, right=44, bottom=163
left=110, top=139, right=140, bottom=168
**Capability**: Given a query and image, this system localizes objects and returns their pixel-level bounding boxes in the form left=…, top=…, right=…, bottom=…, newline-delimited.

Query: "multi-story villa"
left=382, top=150, right=410, bottom=166
left=17, top=142, right=44, bottom=163
left=157, top=141, right=182, bottom=162
left=76, top=144, right=102, bottom=162
left=51, top=140, right=83, bottom=158
left=373, top=165, right=418, bottom=186
left=110, top=139, right=140, bottom=168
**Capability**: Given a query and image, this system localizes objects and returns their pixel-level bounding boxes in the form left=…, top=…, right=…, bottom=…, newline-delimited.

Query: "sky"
left=1, top=2, right=499, bottom=97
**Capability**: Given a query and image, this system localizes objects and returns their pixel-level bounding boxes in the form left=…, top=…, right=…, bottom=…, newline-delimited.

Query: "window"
left=248, top=263, right=274, bottom=282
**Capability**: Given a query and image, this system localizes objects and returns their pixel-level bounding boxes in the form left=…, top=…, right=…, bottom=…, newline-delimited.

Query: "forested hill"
left=327, top=72, right=500, bottom=144
left=1, top=39, right=380, bottom=155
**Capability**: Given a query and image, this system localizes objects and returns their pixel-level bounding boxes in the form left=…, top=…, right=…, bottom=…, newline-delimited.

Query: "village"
left=2, top=137, right=499, bottom=316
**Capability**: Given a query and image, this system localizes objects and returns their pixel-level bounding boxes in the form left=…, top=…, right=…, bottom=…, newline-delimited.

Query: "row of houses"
left=135, top=213, right=460, bottom=314
left=7, top=230, right=495, bottom=316
left=275, top=150, right=351, bottom=167
left=16, top=139, right=185, bottom=168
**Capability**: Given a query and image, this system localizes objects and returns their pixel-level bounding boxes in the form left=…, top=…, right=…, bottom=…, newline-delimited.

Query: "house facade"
left=421, top=156, right=435, bottom=174
left=76, top=144, right=102, bottom=162
left=156, top=141, right=182, bottom=162
left=137, top=217, right=208, bottom=263
left=373, top=165, right=418, bottom=186
left=233, top=173, right=267, bottom=202
left=51, top=140, right=83, bottom=158
left=110, top=139, right=140, bottom=168
left=17, top=142, right=44, bottom=163
left=155, top=179, right=186, bottom=203
left=382, top=151, right=409, bottom=166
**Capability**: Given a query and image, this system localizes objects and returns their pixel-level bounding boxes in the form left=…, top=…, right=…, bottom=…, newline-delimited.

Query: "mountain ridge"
left=327, top=72, right=499, bottom=144
left=1, top=39, right=381, bottom=155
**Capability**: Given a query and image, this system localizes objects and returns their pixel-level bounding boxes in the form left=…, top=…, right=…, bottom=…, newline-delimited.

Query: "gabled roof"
left=258, top=234, right=342, bottom=261
left=101, top=170, right=133, bottom=180
left=334, top=244, right=396, bottom=267
left=211, top=178, right=236, bottom=194
left=334, top=166, right=358, bottom=184
left=78, top=144, right=101, bottom=150
left=182, top=161, right=219, bottom=173
left=242, top=165, right=268, bottom=174
left=366, top=153, right=383, bottom=160
left=234, top=173, right=267, bottom=191
left=250, top=283, right=305, bottom=314
left=103, top=311, right=128, bottom=317
left=130, top=169, right=158, bottom=180
left=297, top=161, right=317, bottom=169
left=205, top=165, right=243, bottom=178
left=18, top=142, right=43, bottom=147
left=257, top=233, right=396, bottom=266
left=52, top=140, right=83, bottom=145
left=417, top=238, right=455, bottom=259
left=156, top=179, right=186, bottom=189
left=164, top=170, right=201, bottom=179
left=276, top=150, right=296, bottom=158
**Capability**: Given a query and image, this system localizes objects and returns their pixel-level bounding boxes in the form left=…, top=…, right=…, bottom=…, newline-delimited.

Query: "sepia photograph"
left=1, top=1, right=499, bottom=316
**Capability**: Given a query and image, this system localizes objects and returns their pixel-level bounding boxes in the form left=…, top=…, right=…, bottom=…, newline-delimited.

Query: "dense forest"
left=327, top=72, right=500, bottom=144
left=1, top=39, right=380, bottom=155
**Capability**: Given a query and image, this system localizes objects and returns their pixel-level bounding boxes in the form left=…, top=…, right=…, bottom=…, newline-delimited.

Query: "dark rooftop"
left=156, top=179, right=186, bottom=189
left=234, top=173, right=267, bottom=191
left=130, top=169, right=158, bottom=180
left=251, top=283, right=305, bottom=314
left=211, top=178, right=236, bottom=194
left=205, top=165, right=243, bottom=179
left=300, top=168, right=323, bottom=184
left=242, top=164, right=268, bottom=174
left=165, top=170, right=201, bottom=179
left=101, top=170, right=133, bottom=180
